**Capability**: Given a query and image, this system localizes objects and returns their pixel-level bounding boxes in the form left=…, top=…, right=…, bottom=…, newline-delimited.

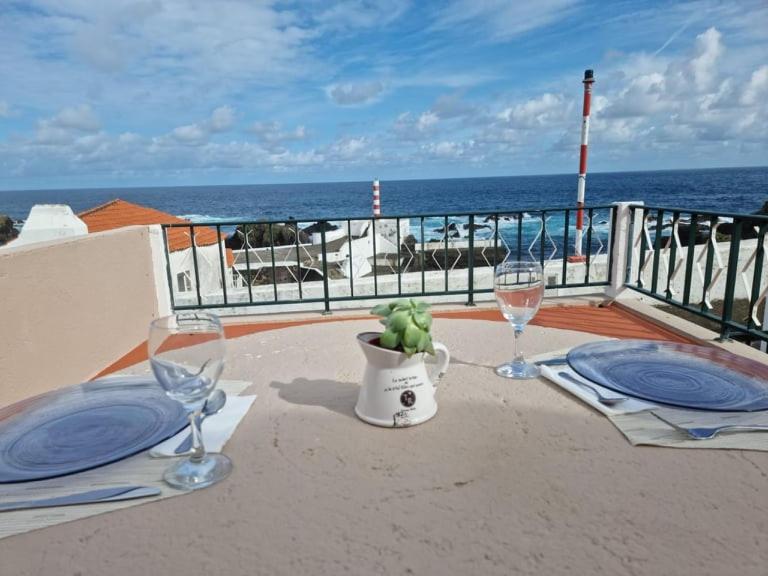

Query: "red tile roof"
left=78, top=199, right=231, bottom=264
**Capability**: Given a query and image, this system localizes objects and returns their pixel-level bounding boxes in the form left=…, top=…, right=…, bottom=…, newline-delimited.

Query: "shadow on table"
left=270, top=378, right=360, bottom=419
left=446, top=356, right=497, bottom=371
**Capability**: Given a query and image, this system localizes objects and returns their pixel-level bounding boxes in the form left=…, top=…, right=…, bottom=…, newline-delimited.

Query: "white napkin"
left=149, top=394, right=256, bottom=456
left=538, top=357, right=768, bottom=450
left=540, top=365, right=656, bottom=416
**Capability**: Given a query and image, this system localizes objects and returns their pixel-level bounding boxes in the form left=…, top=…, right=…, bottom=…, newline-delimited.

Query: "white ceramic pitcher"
left=355, top=332, right=450, bottom=428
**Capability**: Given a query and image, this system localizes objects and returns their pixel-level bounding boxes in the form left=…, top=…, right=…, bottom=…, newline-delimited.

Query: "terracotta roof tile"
left=78, top=199, right=226, bottom=254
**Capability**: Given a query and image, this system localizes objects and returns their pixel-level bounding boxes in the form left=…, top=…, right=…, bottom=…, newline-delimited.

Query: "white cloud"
left=167, top=107, right=237, bottom=145
left=250, top=122, right=308, bottom=152
left=498, top=94, right=572, bottom=128
left=33, top=104, right=101, bottom=145
left=311, top=0, right=409, bottom=32
left=48, top=104, right=101, bottom=132
left=327, top=81, right=386, bottom=106
left=392, top=112, right=438, bottom=141
left=741, top=66, right=768, bottom=106
left=689, top=27, right=723, bottom=92
left=209, top=106, right=236, bottom=133
left=424, top=140, right=464, bottom=159
left=433, top=0, right=580, bottom=41
left=171, top=124, right=208, bottom=145
left=601, top=73, right=669, bottom=118
left=327, top=136, right=368, bottom=160
left=417, top=111, right=439, bottom=132
left=1, top=7, right=767, bottom=186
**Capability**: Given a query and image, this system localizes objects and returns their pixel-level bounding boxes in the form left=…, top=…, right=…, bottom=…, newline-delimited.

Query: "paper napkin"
left=149, top=394, right=256, bottom=456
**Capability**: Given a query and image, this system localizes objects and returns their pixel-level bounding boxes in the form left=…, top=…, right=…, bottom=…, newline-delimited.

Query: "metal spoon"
left=557, top=372, right=628, bottom=406
left=174, top=390, right=227, bottom=454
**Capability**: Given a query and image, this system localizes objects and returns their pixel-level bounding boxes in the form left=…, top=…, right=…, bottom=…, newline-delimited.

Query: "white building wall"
left=10, top=205, right=87, bottom=248
left=168, top=242, right=231, bottom=301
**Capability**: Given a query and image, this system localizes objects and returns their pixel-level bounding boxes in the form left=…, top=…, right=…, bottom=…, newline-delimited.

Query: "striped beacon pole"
left=568, top=69, right=595, bottom=263
left=372, top=179, right=381, bottom=218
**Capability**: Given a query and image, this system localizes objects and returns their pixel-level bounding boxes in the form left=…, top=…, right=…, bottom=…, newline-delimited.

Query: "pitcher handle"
left=428, top=342, right=450, bottom=384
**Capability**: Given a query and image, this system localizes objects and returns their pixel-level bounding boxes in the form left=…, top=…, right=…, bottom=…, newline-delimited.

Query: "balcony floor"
left=96, top=302, right=696, bottom=378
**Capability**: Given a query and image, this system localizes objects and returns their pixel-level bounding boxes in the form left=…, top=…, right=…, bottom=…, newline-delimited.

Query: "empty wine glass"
left=148, top=312, right=232, bottom=490
left=494, top=260, right=544, bottom=379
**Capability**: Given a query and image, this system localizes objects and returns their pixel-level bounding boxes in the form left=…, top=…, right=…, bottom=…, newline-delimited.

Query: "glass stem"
left=513, top=328, right=524, bottom=364
left=188, top=410, right=205, bottom=463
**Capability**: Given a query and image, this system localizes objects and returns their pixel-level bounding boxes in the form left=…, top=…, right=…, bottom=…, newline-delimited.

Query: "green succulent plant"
left=370, top=299, right=435, bottom=357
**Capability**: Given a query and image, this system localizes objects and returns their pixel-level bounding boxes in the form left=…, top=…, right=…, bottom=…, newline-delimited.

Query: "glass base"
left=495, top=361, right=541, bottom=379
left=163, top=453, right=232, bottom=490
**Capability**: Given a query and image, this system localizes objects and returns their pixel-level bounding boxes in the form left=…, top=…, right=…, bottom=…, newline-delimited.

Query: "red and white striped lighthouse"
left=372, top=179, right=381, bottom=218
left=569, top=69, right=595, bottom=263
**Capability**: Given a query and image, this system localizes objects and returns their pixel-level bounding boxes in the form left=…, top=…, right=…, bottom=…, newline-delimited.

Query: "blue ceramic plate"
left=567, top=340, right=768, bottom=412
left=0, top=377, right=188, bottom=483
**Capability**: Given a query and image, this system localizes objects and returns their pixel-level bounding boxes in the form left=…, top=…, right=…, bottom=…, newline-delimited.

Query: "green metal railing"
left=161, top=205, right=616, bottom=313
left=625, top=205, right=768, bottom=344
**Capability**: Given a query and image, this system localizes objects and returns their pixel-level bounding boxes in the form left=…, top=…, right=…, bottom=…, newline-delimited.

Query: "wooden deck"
left=95, top=304, right=695, bottom=378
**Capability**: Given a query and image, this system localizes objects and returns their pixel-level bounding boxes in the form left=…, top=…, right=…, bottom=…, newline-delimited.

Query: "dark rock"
left=0, top=214, right=19, bottom=246
left=462, top=223, right=491, bottom=231
left=226, top=223, right=309, bottom=249
left=676, top=223, right=709, bottom=246
left=302, top=221, right=339, bottom=235
left=435, top=223, right=458, bottom=233
left=401, top=234, right=417, bottom=252
left=717, top=200, right=767, bottom=240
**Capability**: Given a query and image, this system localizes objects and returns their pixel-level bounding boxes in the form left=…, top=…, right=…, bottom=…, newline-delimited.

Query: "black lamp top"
left=584, top=69, right=595, bottom=81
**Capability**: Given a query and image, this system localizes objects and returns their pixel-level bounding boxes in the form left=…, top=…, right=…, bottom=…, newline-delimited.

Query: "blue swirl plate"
left=567, top=340, right=768, bottom=412
left=0, top=377, right=188, bottom=483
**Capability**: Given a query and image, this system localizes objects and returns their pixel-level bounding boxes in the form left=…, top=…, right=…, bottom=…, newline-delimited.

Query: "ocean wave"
left=177, top=214, right=240, bottom=223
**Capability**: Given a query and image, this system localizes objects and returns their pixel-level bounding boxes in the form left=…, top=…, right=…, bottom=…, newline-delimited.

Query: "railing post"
left=606, top=201, right=643, bottom=300
left=161, top=225, right=176, bottom=311
left=291, top=218, right=302, bottom=301
left=719, top=220, right=742, bottom=341
left=216, top=224, right=228, bottom=306
left=763, top=291, right=768, bottom=353
left=190, top=225, right=202, bottom=307
left=320, top=223, right=331, bottom=315
left=467, top=215, right=475, bottom=306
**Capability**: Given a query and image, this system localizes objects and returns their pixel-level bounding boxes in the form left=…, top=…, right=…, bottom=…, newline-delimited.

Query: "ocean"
left=1, top=167, right=765, bottom=258
left=1, top=167, right=766, bottom=223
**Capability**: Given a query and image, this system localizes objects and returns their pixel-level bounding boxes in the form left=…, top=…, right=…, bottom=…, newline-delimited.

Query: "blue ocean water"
left=1, top=167, right=765, bottom=223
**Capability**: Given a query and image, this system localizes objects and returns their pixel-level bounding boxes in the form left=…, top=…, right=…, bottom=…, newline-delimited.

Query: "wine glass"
left=494, top=260, right=545, bottom=379
left=148, top=312, right=232, bottom=490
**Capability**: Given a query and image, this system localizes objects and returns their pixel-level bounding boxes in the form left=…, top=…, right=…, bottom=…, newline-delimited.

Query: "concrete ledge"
left=0, top=225, right=166, bottom=406
left=614, top=296, right=768, bottom=365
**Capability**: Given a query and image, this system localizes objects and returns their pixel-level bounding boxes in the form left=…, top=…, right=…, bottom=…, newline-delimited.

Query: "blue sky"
left=0, top=0, right=766, bottom=190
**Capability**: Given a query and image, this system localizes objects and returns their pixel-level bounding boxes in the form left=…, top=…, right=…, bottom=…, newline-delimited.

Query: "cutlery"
left=650, top=412, right=768, bottom=440
left=174, top=389, right=227, bottom=454
left=0, top=486, right=161, bottom=513
left=535, top=357, right=568, bottom=366
left=557, top=371, right=628, bottom=406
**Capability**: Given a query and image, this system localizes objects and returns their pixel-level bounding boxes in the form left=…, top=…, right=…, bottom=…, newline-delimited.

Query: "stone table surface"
left=1, top=318, right=767, bottom=576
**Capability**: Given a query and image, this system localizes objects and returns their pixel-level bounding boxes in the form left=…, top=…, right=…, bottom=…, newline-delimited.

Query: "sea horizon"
left=1, top=165, right=766, bottom=223
left=1, top=164, right=766, bottom=195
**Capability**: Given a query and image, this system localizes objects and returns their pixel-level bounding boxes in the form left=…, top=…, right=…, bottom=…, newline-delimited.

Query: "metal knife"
left=0, top=485, right=161, bottom=513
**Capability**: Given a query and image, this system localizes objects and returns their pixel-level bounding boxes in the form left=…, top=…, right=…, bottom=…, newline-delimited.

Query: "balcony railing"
left=161, top=205, right=616, bottom=309
left=624, top=205, right=767, bottom=344
left=160, top=202, right=767, bottom=347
